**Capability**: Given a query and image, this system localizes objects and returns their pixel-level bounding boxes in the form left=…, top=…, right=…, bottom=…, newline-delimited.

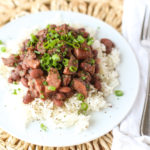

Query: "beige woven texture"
left=0, top=0, right=123, bottom=149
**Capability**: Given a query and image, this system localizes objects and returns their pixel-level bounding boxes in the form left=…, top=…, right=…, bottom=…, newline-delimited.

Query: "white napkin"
left=112, top=0, right=150, bottom=149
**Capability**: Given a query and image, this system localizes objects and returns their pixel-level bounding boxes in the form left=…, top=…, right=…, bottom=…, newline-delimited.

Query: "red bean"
left=21, top=78, right=28, bottom=87
left=23, top=91, right=34, bottom=104
left=59, top=87, right=72, bottom=93
left=53, top=99, right=64, bottom=107
left=55, top=93, right=66, bottom=100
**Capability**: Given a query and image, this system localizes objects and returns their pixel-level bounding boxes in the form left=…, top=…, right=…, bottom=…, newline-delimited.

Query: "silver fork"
left=140, top=6, right=150, bottom=136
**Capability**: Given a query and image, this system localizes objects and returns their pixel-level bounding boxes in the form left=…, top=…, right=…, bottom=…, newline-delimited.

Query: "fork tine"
left=141, top=7, right=147, bottom=41
left=145, top=7, right=150, bottom=39
left=147, top=12, right=150, bottom=39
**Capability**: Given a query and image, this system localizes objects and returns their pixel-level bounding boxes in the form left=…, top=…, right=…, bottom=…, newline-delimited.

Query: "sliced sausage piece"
left=59, top=87, right=72, bottom=93
left=62, top=75, right=71, bottom=86
left=25, top=59, right=40, bottom=69
left=53, top=99, right=64, bottom=107
left=34, top=78, right=45, bottom=94
left=63, top=55, right=78, bottom=75
left=46, top=68, right=61, bottom=92
left=100, top=38, right=115, bottom=54
left=74, top=48, right=92, bottom=60
left=77, top=71, right=91, bottom=82
left=80, top=59, right=96, bottom=75
left=73, top=78, right=88, bottom=97
left=29, top=69, right=43, bottom=78
left=2, top=54, right=20, bottom=67
left=21, top=77, right=28, bottom=87
left=23, top=91, right=34, bottom=104
left=23, top=51, right=40, bottom=69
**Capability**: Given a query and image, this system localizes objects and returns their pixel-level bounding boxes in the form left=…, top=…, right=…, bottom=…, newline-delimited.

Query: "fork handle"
left=140, top=56, right=150, bottom=136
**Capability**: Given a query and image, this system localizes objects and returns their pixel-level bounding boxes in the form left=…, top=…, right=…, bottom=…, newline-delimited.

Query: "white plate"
left=0, top=11, right=140, bottom=147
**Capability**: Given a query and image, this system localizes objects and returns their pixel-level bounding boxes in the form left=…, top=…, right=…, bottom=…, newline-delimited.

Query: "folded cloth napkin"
left=112, top=0, right=150, bottom=149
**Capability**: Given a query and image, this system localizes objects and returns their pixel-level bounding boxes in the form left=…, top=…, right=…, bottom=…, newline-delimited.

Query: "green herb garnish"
left=77, top=35, right=85, bottom=44
left=40, top=94, right=45, bottom=99
left=114, top=90, right=124, bottom=96
left=69, top=66, right=77, bottom=72
left=14, top=62, right=18, bottom=67
left=52, top=53, right=60, bottom=62
left=18, top=88, right=21, bottom=91
left=48, top=86, right=56, bottom=91
left=31, top=34, right=38, bottom=43
left=0, top=40, right=3, bottom=45
left=81, top=102, right=88, bottom=111
left=40, top=123, right=48, bottom=131
left=13, top=81, right=18, bottom=85
left=12, top=89, right=17, bottom=95
left=0, top=47, right=6, bottom=52
left=90, top=59, right=95, bottom=65
left=77, top=93, right=85, bottom=101
left=43, top=81, right=48, bottom=86
left=34, top=50, right=41, bottom=54
left=40, top=53, right=52, bottom=72
left=87, top=37, right=94, bottom=46
left=63, top=58, right=69, bottom=67
left=81, top=76, right=86, bottom=80
left=56, top=64, right=62, bottom=70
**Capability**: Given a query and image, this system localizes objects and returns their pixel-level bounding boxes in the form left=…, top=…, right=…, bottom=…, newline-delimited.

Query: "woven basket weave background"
left=0, top=0, right=123, bottom=149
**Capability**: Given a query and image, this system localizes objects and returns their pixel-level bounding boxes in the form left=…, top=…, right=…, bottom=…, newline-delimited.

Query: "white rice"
left=0, top=24, right=120, bottom=132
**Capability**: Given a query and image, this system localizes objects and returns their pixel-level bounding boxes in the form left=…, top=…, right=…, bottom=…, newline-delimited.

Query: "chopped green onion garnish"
left=40, top=94, right=45, bottom=99
left=56, top=49, right=61, bottom=52
left=40, top=53, right=52, bottom=72
left=46, top=24, right=50, bottom=29
left=81, top=76, right=86, bottom=80
left=90, top=59, right=95, bottom=65
left=77, top=35, right=85, bottom=43
left=87, top=37, right=94, bottom=46
left=31, top=34, right=38, bottom=43
left=34, top=50, right=41, bottom=54
left=18, top=88, right=21, bottom=91
left=77, top=93, right=85, bottom=101
left=52, top=54, right=60, bottom=61
left=43, top=81, right=48, bottom=86
left=12, top=89, right=17, bottom=95
left=40, top=123, right=47, bottom=131
left=69, top=66, right=77, bottom=72
left=86, top=84, right=90, bottom=90
left=0, top=40, right=3, bottom=45
left=14, top=62, right=18, bottom=67
left=81, top=102, right=88, bottom=111
left=48, top=86, right=56, bottom=91
left=56, top=64, right=62, bottom=70
left=114, top=90, right=124, bottom=96
left=63, top=58, right=69, bottom=67
left=13, top=81, right=18, bottom=85
left=0, top=47, right=6, bottom=52
left=63, top=51, right=67, bottom=57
